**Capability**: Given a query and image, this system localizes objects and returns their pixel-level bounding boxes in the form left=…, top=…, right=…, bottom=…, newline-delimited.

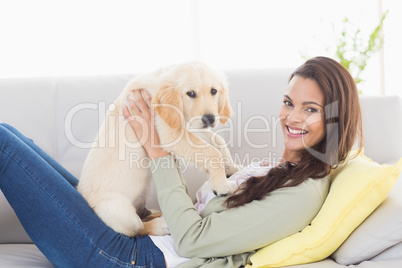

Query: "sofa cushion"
left=247, top=151, right=402, bottom=268
left=0, top=244, right=51, bottom=268
left=369, top=241, right=402, bottom=262
left=331, top=162, right=402, bottom=264
left=359, top=96, right=402, bottom=164
left=356, top=259, right=402, bottom=268
left=0, top=194, right=32, bottom=244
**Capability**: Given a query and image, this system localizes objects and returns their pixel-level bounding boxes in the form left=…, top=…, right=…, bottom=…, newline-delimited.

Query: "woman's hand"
left=123, top=89, right=169, bottom=160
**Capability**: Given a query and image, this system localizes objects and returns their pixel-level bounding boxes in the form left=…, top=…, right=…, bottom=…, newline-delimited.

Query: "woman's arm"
left=151, top=155, right=328, bottom=258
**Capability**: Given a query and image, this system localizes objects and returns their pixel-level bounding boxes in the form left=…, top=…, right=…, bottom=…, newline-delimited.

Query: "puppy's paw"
left=212, top=180, right=238, bottom=196
left=225, top=164, right=243, bottom=178
left=141, top=217, right=170, bottom=236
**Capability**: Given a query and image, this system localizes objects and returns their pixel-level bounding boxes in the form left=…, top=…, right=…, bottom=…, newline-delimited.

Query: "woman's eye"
left=307, top=107, right=318, bottom=113
left=187, top=91, right=196, bottom=98
left=211, top=88, right=217, bottom=95
left=283, top=100, right=292, bottom=107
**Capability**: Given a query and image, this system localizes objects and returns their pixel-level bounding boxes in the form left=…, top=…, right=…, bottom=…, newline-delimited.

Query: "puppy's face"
left=181, top=79, right=224, bottom=129
left=154, top=62, right=232, bottom=130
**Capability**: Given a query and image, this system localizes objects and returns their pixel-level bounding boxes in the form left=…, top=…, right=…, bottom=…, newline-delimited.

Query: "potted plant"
left=301, top=11, right=388, bottom=94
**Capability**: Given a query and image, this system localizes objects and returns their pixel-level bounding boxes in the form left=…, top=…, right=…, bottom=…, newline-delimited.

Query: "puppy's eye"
left=211, top=88, right=217, bottom=95
left=187, top=91, right=196, bottom=98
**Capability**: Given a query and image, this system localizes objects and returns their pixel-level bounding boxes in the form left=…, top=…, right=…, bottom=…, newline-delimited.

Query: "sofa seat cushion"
left=369, top=241, right=402, bottom=262
left=0, top=244, right=51, bottom=268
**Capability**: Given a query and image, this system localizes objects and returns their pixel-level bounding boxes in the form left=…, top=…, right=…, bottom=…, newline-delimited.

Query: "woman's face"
left=279, top=75, right=325, bottom=162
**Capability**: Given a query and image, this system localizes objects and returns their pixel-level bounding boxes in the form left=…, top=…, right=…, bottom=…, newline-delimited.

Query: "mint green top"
left=150, top=155, right=330, bottom=268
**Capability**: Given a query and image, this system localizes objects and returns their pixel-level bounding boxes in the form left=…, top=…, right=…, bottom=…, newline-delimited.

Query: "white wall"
left=0, top=0, right=400, bottom=96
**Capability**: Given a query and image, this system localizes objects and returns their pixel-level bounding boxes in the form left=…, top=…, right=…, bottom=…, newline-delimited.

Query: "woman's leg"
left=0, top=123, right=78, bottom=187
left=0, top=124, right=165, bottom=267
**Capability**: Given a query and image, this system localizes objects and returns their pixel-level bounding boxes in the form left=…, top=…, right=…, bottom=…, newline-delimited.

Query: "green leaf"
left=325, top=11, right=388, bottom=92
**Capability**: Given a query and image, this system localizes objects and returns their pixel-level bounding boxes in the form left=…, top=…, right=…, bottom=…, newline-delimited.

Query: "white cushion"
left=356, top=259, right=402, bottom=268
left=0, top=244, right=51, bottom=268
left=359, top=96, right=402, bottom=164
left=331, top=162, right=402, bottom=264
left=0, top=195, right=32, bottom=244
left=0, top=77, right=56, bottom=158
left=370, top=241, right=402, bottom=262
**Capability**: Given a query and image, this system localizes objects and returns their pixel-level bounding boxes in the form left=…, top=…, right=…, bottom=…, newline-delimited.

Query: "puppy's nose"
left=202, top=114, right=215, bottom=126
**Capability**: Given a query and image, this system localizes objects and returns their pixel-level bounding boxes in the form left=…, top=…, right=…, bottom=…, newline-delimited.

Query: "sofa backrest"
left=1, top=69, right=401, bottom=244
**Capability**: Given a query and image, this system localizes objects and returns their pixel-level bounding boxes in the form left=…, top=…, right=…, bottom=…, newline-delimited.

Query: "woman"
left=0, top=57, right=362, bottom=267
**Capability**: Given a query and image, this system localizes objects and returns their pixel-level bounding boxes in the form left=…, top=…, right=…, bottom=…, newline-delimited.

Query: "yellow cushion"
left=247, top=151, right=402, bottom=268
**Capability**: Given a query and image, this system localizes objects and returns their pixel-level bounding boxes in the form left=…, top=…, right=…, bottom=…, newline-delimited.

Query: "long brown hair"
left=226, top=56, right=363, bottom=208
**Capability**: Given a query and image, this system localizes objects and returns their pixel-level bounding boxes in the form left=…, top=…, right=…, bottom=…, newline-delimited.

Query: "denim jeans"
left=0, top=124, right=166, bottom=268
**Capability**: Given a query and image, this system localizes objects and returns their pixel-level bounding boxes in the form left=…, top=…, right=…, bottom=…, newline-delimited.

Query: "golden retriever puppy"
left=77, top=61, right=241, bottom=237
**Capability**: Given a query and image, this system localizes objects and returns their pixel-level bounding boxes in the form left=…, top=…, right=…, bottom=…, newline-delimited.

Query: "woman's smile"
left=286, top=125, right=308, bottom=136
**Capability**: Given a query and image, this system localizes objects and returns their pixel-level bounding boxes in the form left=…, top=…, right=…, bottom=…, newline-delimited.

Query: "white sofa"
left=0, top=69, right=401, bottom=267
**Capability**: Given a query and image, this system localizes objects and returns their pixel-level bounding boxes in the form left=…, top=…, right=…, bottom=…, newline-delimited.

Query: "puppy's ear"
left=153, top=84, right=183, bottom=129
left=218, top=83, right=233, bottom=124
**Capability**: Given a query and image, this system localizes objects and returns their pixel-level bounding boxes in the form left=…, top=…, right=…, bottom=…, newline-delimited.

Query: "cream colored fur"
left=77, top=62, right=241, bottom=237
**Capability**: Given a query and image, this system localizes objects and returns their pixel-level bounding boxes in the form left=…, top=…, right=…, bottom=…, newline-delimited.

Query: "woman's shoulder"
left=298, top=175, right=331, bottom=206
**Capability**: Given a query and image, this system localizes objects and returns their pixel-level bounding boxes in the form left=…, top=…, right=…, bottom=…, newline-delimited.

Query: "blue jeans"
left=0, top=123, right=166, bottom=268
